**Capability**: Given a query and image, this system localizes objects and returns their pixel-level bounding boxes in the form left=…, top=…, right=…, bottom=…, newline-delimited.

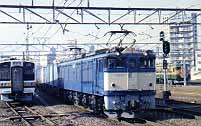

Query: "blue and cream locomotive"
left=0, top=59, right=36, bottom=101
left=38, top=47, right=156, bottom=116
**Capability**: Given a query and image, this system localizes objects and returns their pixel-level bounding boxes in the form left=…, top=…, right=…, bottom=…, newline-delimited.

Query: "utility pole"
left=87, top=0, right=90, bottom=7
left=25, top=24, right=32, bottom=61
left=182, top=12, right=187, bottom=86
left=26, top=24, right=30, bottom=61
left=183, top=38, right=187, bottom=86
left=32, top=0, right=34, bottom=6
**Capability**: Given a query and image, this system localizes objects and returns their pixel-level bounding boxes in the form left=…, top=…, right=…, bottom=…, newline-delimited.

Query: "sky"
left=0, top=0, right=201, bottom=60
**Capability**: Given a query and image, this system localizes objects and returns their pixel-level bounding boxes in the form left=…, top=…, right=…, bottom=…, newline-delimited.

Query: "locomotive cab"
left=104, top=51, right=156, bottom=114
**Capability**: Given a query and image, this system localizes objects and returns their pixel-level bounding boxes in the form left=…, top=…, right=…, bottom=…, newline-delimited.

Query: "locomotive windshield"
left=106, top=55, right=155, bottom=69
left=139, top=57, right=155, bottom=68
left=107, top=57, right=124, bottom=68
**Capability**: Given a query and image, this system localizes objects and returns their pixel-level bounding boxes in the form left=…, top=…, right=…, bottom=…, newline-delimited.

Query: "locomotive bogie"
left=104, top=90, right=155, bottom=111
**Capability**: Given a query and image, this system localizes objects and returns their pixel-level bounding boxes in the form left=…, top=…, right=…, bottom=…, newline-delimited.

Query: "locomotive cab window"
left=149, top=58, right=155, bottom=68
left=107, top=57, right=124, bottom=68
left=139, top=57, right=148, bottom=68
left=139, top=57, right=155, bottom=68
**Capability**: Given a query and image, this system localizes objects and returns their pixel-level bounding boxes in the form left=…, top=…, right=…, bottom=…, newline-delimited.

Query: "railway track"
left=156, top=98, right=201, bottom=117
left=103, top=106, right=197, bottom=126
left=118, top=117, right=165, bottom=126
left=5, top=102, right=57, bottom=126
left=36, top=87, right=201, bottom=126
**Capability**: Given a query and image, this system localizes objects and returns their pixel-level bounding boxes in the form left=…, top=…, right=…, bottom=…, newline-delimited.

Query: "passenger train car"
left=156, top=64, right=190, bottom=84
left=0, top=59, right=35, bottom=101
left=37, top=47, right=156, bottom=116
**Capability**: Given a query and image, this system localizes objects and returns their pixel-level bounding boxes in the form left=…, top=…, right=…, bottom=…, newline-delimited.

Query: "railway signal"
left=160, top=31, right=170, bottom=55
left=163, top=41, right=170, bottom=54
left=159, top=31, right=171, bottom=104
left=163, top=60, right=168, bottom=69
left=160, top=31, right=165, bottom=41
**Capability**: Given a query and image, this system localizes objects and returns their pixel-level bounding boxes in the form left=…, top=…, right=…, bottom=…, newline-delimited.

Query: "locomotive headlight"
left=143, top=51, right=148, bottom=56
left=111, top=82, right=115, bottom=87
left=112, top=101, right=121, bottom=109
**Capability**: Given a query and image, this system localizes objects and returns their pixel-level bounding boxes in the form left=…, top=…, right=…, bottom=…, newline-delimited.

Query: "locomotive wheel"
left=68, top=91, right=74, bottom=103
left=78, top=94, right=83, bottom=105
left=64, top=91, right=72, bottom=104
left=82, top=94, right=89, bottom=108
left=90, top=95, right=104, bottom=114
left=96, top=96, right=104, bottom=114
left=73, top=92, right=79, bottom=105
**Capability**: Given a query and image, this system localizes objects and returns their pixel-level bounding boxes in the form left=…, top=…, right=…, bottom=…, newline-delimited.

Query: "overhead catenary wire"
left=0, top=41, right=201, bottom=45
left=47, top=0, right=84, bottom=39
left=41, top=0, right=78, bottom=38
left=29, top=0, right=68, bottom=38
left=0, top=1, right=200, bottom=56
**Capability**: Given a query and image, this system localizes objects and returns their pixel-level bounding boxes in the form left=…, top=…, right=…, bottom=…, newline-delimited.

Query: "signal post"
left=160, top=31, right=171, bottom=104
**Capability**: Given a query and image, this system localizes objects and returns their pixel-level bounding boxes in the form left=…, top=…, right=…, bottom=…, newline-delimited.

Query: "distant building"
left=191, top=50, right=201, bottom=81
left=47, top=47, right=56, bottom=64
left=194, top=50, right=201, bottom=72
left=169, top=13, right=198, bottom=67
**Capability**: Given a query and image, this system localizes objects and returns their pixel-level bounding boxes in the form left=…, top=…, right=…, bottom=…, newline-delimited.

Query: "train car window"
left=23, top=62, right=34, bottom=80
left=0, top=68, right=10, bottom=80
left=0, top=62, right=10, bottom=81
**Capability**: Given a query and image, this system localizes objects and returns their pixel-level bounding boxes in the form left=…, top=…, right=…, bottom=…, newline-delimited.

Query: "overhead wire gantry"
left=0, top=5, right=200, bottom=25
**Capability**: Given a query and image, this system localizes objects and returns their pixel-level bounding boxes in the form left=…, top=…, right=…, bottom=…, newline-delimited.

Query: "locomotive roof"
left=58, top=50, right=155, bottom=66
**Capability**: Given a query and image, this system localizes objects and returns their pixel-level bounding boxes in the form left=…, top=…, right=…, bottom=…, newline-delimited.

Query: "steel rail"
left=5, top=102, right=32, bottom=126
left=5, top=102, right=56, bottom=126
left=24, top=105, right=56, bottom=126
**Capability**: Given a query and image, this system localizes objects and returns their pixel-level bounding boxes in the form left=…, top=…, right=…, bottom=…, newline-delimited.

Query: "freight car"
left=0, top=59, right=36, bottom=101
left=37, top=47, right=156, bottom=117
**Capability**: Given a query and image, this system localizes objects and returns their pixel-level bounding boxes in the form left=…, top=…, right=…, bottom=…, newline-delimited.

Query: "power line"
left=48, top=0, right=84, bottom=39
left=0, top=41, right=201, bottom=45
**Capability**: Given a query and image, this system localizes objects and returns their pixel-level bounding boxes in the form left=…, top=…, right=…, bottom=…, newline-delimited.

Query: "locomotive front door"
left=127, top=58, right=138, bottom=90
